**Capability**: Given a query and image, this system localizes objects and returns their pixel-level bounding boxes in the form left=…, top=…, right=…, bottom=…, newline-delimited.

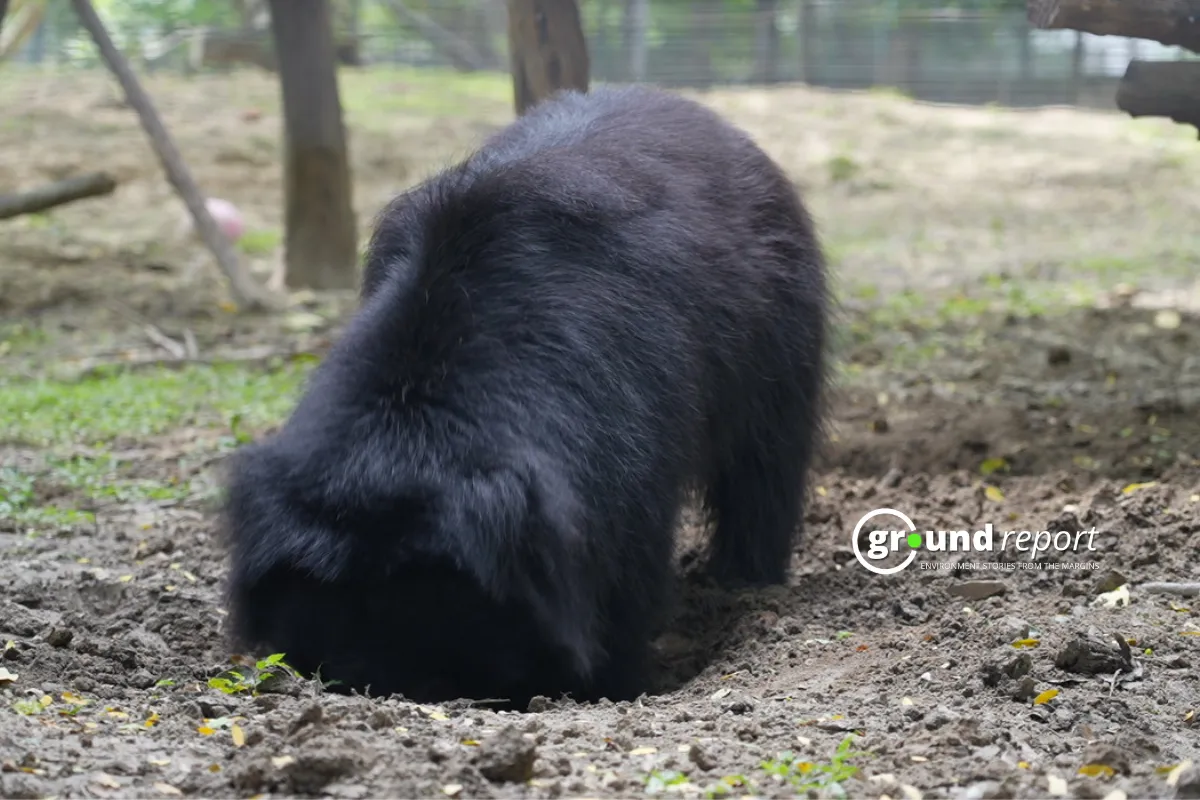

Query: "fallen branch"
left=1138, top=581, right=1200, bottom=596
left=69, top=0, right=283, bottom=312
left=1115, top=59, right=1200, bottom=135
left=0, top=172, right=116, bottom=220
left=1027, top=0, right=1200, bottom=53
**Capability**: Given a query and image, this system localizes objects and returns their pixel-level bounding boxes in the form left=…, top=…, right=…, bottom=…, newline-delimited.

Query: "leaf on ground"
left=442, top=784, right=463, bottom=797
left=1093, top=585, right=1131, bottom=608
left=629, top=746, right=658, bottom=756
left=231, top=723, right=245, bottom=747
left=197, top=725, right=215, bottom=736
left=153, top=782, right=183, bottom=796
left=1012, top=638, right=1041, bottom=649
left=145, top=711, right=161, bottom=728
left=272, top=755, right=296, bottom=769
left=1047, top=774, right=1068, bottom=796
left=1121, top=481, right=1157, bottom=495
left=985, top=485, right=1005, bottom=503
left=0, top=668, right=18, bottom=684
left=980, top=457, right=1007, bottom=476
left=1033, top=689, right=1059, bottom=706
left=93, top=772, right=122, bottom=789
left=1078, top=763, right=1115, bottom=778
left=1180, top=630, right=1200, bottom=637
left=710, top=687, right=732, bottom=701
left=1162, top=760, right=1195, bottom=786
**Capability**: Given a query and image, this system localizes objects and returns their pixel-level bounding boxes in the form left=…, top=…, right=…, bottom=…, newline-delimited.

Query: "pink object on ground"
left=204, top=197, right=246, bottom=243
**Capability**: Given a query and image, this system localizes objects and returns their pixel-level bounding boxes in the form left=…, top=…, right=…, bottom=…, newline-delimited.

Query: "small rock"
left=995, top=616, right=1031, bottom=643
left=1048, top=346, right=1071, bottom=366
left=947, top=581, right=1007, bottom=601
left=1095, top=571, right=1129, bottom=594
left=474, top=724, right=537, bottom=783
left=526, top=696, right=552, bottom=713
left=1012, top=676, right=1037, bottom=702
left=289, top=703, right=324, bottom=736
left=688, top=743, right=717, bottom=772
left=45, top=627, right=73, bottom=648
left=1055, top=629, right=1132, bottom=676
left=1004, top=653, right=1033, bottom=680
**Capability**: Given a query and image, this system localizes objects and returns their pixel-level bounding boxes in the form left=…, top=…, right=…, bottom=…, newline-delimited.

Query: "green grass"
left=237, top=228, right=283, bottom=257
left=339, top=66, right=511, bottom=128
left=0, top=361, right=312, bottom=449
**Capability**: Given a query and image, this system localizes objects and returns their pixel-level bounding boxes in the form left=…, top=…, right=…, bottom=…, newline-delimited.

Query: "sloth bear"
left=222, top=85, right=828, bottom=708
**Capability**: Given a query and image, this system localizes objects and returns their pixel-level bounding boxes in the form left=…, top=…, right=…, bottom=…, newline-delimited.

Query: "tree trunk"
left=798, top=0, right=816, bottom=84
left=1027, top=0, right=1200, bottom=53
left=1116, top=59, right=1200, bottom=135
left=1070, top=30, right=1085, bottom=102
left=267, top=0, right=358, bottom=291
left=753, top=0, right=779, bottom=83
left=70, top=0, right=279, bottom=311
left=506, top=0, right=589, bottom=116
left=621, top=0, right=647, bottom=82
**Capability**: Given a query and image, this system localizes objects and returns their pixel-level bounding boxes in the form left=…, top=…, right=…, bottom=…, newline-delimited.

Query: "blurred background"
left=6, top=0, right=1195, bottom=106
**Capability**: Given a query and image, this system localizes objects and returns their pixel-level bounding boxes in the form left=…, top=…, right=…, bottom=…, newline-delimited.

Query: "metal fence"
left=10, top=0, right=1196, bottom=112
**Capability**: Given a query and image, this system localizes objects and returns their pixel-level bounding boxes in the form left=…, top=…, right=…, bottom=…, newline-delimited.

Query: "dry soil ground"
left=1, top=68, right=1199, bottom=800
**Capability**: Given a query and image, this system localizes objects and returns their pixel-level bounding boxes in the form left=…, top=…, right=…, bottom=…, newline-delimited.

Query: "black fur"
left=222, top=85, right=828, bottom=708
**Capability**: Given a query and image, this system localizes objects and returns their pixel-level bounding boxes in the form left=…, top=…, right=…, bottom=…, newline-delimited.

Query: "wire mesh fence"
left=8, top=0, right=1196, bottom=112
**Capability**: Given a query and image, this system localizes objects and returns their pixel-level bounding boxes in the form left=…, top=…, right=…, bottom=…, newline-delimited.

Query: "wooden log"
left=1027, top=0, right=1200, bottom=53
left=1116, top=59, right=1200, bottom=134
left=0, top=172, right=116, bottom=220
left=69, top=0, right=281, bottom=311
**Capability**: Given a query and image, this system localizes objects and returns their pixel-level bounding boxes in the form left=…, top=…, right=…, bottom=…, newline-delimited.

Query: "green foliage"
left=760, top=735, right=868, bottom=796
left=208, top=653, right=297, bottom=696
left=238, top=228, right=283, bottom=258
left=0, top=361, right=311, bottom=448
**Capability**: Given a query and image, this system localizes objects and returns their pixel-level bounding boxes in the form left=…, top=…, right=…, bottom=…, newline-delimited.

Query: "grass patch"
left=0, top=361, right=312, bottom=448
left=237, top=228, right=282, bottom=257
left=339, top=66, right=511, bottom=128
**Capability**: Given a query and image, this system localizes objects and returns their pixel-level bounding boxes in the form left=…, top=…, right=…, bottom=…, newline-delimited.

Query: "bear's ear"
left=434, top=452, right=599, bottom=681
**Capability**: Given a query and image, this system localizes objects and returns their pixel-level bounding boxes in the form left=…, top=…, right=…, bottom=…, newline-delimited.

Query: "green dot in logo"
left=906, top=532, right=923, bottom=549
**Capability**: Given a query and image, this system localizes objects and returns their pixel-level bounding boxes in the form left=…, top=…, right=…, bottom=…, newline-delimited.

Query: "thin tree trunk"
left=621, top=0, right=647, bottom=81
left=267, top=0, right=358, bottom=290
left=506, top=0, right=589, bottom=115
left=69, top=0, right=279, bottom=310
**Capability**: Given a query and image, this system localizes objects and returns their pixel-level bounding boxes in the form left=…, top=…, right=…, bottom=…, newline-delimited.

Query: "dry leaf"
left=629, top=746, right=658, bottom=756
left=710, top=687, right=732, bottom=701
left=1094, top=585, right=1131, bottom=608
left=1012, top=638, right=1041, bottom=649
left=1033, top=689, right=1059, bottom=706
left=153, top=782, right=183, bottom=797
left=910, top=755, right=928, bottom=763
left=0, top=668, right=18, bottom=684
left=1017, top=761, right=1030, bottom=769
left=1164, top=760, right=1195, bottom=787
left=1078, top=763, right=1115, bottom=778
left=118, top=575, right=134, bottom=583
left=984, top=485, right=1005, bottom=503
left=272, top=755, right=296, bottom=769
left=231, top=724, right=245, bottom=747
left=207, top=764, right=221, bottom=773
left=197, top=725, right=215, bottom=736
left=1121, top=481, right=1157, bottom=495
left=1047, top=774, right=1068, bottom=796
left=93, top=772, right=122, bottom=789
left=442, top=784, right=463, bottom=797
